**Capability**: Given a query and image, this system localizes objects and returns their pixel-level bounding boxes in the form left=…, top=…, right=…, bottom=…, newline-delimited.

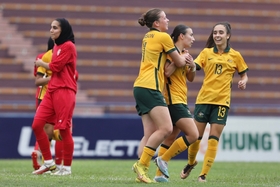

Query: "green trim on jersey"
left=194, top=47, right=248, bottom=107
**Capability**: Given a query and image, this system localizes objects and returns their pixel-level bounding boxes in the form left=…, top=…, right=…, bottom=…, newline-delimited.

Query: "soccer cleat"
left=132, top=161, right=155, bottom=183
left=154, top=175, right=169, bottom=182
left=32, top=161, right=56, bottom=175
left=31, top=150, right=42, bottom=170
left=180, top=160, right=198, bottom=179
left=51, top=168, right=71, bottom=176
left=154, top=157, right=169, bottom=178
left=135, top=178, right=141, bottom=183
left=198, top=175, right=207, bottom=182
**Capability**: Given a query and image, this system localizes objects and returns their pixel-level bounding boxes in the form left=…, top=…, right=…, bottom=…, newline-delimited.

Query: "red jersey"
left=48, top=41, right=77, bottom=93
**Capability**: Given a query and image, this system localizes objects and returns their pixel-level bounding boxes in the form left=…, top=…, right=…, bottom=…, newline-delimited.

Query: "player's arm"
left=35, top=59, right=50, bottom=70
left=185, top=52, right=196, bottom=82
left=164, top=59, right=176, bottom=77
left=186, top=66, right=196, bottom=82
left=238, top=72, right=248, bottom=90
left=35, top=73, right=51, bottom=87
left=169, top=51, right=188, bottom=68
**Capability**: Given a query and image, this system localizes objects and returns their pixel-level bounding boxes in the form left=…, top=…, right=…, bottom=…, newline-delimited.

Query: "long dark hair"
left=205, top=22, right=231, bottom=48
left=170, top=24, right=190, bottom=43
left=54, top=18, right=75, bottom=45
left=47, top=37, right=54, bottom=51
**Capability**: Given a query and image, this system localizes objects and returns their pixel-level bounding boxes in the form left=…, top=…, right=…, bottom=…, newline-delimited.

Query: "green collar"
left=213, top=45, right=230, bottom=53
left=150, top=28, right=160, bottom=32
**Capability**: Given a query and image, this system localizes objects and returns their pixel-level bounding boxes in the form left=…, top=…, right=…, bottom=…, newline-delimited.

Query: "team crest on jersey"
left=227, top=59, right=233, bottom=63
left=57, top=49, right=61, bottom=56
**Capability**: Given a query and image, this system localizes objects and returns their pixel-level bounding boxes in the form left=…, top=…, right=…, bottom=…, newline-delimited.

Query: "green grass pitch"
left=0, top=159, right=279, bottom=187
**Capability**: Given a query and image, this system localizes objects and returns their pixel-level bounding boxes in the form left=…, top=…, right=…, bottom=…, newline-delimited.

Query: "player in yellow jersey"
left=154, top=24, right=198, bottom=182
left=182, top=22, right=248, bottom=182
left=31, top=37, right=55, bottom=170
left=132, top=9, right=192, bottom=183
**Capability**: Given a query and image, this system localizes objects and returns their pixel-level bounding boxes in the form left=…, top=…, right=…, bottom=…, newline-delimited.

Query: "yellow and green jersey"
left=164, top=50, right=190, bottom=105
left=133, top=28, right=176, bottom=93
left=195, top=46, right=248, bottom=107
left=37, top=49, right=53, bottom=100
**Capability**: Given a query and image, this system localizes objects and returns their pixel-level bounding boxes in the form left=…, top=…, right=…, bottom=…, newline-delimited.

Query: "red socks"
left=59, top=128, right=74, bottom=167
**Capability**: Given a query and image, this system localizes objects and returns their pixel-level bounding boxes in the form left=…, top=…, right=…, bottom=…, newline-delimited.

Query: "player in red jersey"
left=32, top=18, right=77, bottom=175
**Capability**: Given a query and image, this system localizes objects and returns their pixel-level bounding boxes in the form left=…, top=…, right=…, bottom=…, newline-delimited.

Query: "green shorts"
left=133, top=87, right=167, bottom=116
left=168, top=104, right=193, bottom=125
left=194, top=104, right=229, bottom=125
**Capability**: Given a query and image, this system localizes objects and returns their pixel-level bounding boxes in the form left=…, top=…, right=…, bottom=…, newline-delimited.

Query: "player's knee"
left=32, top=119, right=45, bottom=132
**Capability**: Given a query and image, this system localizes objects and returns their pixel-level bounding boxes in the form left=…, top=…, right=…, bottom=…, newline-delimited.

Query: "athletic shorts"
left=34, top=88, right=76, bottom=129
left=133, top=87, right=167, bottom=116
left=194, top=104, right=229, bottom=125
left=168, top=104, right=193, bottom=125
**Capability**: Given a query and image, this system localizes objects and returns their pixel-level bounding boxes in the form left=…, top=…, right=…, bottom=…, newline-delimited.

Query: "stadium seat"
left=0, top=0, right=279, bottom=115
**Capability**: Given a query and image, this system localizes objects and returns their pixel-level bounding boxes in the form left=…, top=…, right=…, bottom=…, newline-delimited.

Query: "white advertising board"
left=196, top=116, right=280, bottom=162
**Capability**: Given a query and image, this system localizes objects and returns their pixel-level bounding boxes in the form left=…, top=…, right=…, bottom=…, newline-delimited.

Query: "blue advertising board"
left=0, top=114, right=187, bottom=159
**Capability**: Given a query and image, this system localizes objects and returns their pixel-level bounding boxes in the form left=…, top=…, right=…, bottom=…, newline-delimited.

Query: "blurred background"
left=0, top=0, right=279, bottom=160
left=0, top=0, right=279, bottom=116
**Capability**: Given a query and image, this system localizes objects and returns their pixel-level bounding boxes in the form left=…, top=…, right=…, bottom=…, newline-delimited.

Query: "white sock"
left=63, top=166, right=71, bottom=171
left=56, top=164, right=62, bottom=170
left=44, top=159, right=53, bottom=165
left=44, top=160, right=53, bottom=165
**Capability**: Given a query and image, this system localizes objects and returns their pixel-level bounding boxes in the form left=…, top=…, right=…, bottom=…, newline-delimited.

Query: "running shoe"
left=51, top=168, right=71, bottom=176
left=32, top=161, right=56, bottom=175
left=198, top=174, right=207, bottom=182
left=154, top=157, right=169, bottom=178
left=31, top=150, right=42, bottom=170
left=132, top=161, right=154, bottom=183
left=180, top=160, right=198, bottom=179
left=154, top=175, right=169, bottom=182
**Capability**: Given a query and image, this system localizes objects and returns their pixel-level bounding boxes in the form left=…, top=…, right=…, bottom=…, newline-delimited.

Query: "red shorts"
left=34, top=88, right=76, bottom=129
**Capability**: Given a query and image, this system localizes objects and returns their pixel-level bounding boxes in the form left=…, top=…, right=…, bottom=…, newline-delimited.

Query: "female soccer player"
left=154, top=24, right=198, bottom=182
left=32, top=18, right=77, bottom=176
left=132, top=8, right=191, bottom=183
left=181, top=22, right=248, bottom=182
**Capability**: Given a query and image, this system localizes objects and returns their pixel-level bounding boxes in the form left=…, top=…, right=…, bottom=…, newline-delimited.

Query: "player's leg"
left=154, top=126, right=180, bottom=182
left=133, top=106, right=172, bottom=182
left=31, top=142, right=42, bottom=170
left=155, top=104, right=198, bottom=179
left=32, top=94, right=56, bottom=175
left=179, top=119, right=206, bottom=179
left=51, top=89, right=75, bottom=176
left=198, top=124, right=224, bottom=182
left=32, top=118, right=56, bottom=174
left=31, top=96, right=42, bottom=170
left=198, top=105, right=228, bottom=182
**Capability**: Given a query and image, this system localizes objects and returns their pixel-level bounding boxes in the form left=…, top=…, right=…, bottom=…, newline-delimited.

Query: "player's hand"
left=184, top=53, right=195, bottom=68
left=34, top=58, right=43, bottom=67
left=238, top=80, right=246, bottom=90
